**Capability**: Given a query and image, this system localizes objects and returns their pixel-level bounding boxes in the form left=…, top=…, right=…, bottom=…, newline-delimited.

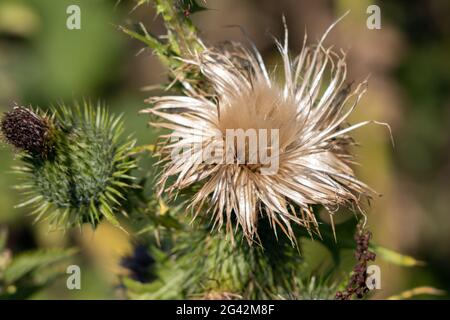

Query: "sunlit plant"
left=0, top=0, right=439, bottom=301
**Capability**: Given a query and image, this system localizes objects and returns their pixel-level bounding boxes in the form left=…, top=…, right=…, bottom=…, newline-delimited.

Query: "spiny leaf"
left=3, top=248, right=77, bottom=284
left=119, top=25, right=170, bottom=63
left=370, top=244, right=425, bottom=267
left=99, top=197, right=122, bottom=230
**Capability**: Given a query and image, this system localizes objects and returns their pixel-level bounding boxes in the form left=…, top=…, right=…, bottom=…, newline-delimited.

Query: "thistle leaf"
left=3, top=248, right=77, bottom=284
left=370, top=244, right=425, bottom=267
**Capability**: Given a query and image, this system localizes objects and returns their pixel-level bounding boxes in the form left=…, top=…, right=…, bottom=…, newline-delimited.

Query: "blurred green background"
left=0, top=0, right=449, bottom=299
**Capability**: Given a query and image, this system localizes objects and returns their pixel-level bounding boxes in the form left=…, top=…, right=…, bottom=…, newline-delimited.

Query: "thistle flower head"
left=1, top=105, right=54, bottom=157
left=142, top=20, right=380, bottom=243
left=7, top=102, right=138, bottom=230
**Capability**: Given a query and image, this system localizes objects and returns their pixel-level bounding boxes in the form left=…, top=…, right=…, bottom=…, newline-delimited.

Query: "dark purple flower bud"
left=1, top=106, right=54, bottom=157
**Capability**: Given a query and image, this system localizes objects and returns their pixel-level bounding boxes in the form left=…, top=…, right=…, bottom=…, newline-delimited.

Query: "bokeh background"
left=0, top=0, right=449, bottom=299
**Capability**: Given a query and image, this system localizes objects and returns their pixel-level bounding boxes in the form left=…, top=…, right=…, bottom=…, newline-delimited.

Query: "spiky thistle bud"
left=1, top=106, right=54, bottom=157
left=4, top=102, right=138, bottom=230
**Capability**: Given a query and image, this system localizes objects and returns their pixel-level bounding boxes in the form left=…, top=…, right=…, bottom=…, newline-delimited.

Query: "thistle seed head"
left=142, top=19, right=382, bottom=244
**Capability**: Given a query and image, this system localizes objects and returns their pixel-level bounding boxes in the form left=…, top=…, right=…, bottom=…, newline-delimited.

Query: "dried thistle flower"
left=1, top=105, right=54, bottom=157
left=142, top=19, right=384, bottom=243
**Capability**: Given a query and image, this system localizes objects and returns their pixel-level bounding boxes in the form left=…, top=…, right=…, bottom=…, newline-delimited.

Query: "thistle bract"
left=3, top=102, right=137, bottom=229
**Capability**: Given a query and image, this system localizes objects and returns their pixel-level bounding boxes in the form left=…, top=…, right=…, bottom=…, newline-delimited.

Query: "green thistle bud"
left=5, top=102, right=138, bottom=230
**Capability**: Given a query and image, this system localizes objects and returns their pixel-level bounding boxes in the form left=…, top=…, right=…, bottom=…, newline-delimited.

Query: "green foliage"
left=12, top=102, right=138, bottom=230
left=370, top=244, right=425, bottom=267
left=2, top=248, right=77, bottom=285
left=168, top=221, right=303, bottom=299
left=122, top=0, right=206, bottom=91
left=122, top=214, right=357, bottom=300
left=0, top=228, right=77, bottom=300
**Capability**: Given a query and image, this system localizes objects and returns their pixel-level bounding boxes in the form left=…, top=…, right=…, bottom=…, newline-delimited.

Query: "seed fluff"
left=141, top=18, right=387, bottom=244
